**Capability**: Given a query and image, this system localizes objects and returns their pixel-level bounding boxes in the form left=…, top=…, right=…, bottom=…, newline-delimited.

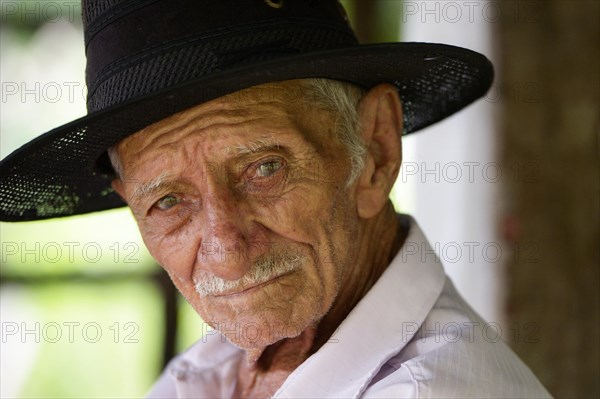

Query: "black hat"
left=0, top=0, right=493, bottom=222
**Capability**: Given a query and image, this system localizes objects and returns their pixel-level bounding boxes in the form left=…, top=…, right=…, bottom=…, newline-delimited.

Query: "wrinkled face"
left=113, top=81, right=362, bottom=351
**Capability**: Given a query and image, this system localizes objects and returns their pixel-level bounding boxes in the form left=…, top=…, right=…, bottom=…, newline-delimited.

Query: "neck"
left=235, top=327, right=317, bottom=397
left=311, top=202, right=404, bottom=352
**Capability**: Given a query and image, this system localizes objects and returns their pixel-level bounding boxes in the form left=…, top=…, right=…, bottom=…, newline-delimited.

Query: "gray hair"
left=300, top=78, right=367, bottom=185
left=108, top=78, right=367, bottom=185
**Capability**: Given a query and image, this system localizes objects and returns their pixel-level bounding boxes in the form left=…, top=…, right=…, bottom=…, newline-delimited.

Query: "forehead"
left=115, top=80, right=331, bottom=161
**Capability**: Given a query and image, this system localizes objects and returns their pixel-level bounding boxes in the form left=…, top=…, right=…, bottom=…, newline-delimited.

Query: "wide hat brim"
left=0, top=42, right=493, bottom=221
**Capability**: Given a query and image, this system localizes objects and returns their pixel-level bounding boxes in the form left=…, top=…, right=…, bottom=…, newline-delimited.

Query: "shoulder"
left=363, top=279, right=552, bottom=398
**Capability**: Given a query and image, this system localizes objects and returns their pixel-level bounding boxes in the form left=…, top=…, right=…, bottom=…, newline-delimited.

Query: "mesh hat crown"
left=0, top=0, right=493, bottom=221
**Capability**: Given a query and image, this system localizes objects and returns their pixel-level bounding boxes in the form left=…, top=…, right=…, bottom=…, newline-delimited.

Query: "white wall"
left=391, top=0, right=504, bottom=324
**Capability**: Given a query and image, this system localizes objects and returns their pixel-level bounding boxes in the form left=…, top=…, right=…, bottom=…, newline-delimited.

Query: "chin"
left=214, top=311, right=308, bottom=348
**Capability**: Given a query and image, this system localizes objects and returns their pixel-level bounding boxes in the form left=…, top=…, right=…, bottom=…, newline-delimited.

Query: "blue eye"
left=155, top=195, right=179, bottom=210
left=256, top=160, right=283, bottom=177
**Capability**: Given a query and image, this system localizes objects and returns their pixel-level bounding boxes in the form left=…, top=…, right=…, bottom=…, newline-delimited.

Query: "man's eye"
left=155, top=195, right=180, bottom=210
left=255, top=160, right=283, bottom=178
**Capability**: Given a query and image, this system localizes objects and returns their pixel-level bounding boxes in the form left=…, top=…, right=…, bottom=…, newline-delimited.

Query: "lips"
left=210, top=270, right=293, bottom=298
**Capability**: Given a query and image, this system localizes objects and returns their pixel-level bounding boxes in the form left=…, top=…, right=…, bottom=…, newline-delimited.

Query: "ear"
left=355, top=83, right=403, bottom=219
left=111, top=179, right=128, bottom=204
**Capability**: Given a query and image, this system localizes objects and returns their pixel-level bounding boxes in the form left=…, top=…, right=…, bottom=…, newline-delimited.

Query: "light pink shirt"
left=146, top=215, right=551, bottom=398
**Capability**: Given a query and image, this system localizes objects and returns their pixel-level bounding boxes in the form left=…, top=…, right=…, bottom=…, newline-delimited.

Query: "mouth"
left=209, top=271, right=293, bottom=298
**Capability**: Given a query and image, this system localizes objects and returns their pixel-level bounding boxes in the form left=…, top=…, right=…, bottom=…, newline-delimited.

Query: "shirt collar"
left=274, top=214, right=446, bottom=398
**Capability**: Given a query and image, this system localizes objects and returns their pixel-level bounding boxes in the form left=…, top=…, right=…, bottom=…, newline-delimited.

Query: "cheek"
left=139, top=221, right=201, bottom=282
left=252, top=188, right=332, bottom=242
left=261, top=201, right=355, bottom=312
left=268, top=184, right=357, bottom=260
left=304, top=190, right=359, bottom=297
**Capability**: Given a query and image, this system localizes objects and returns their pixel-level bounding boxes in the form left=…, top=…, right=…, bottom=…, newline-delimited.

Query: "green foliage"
left=11, top=281, right=163, bottom=398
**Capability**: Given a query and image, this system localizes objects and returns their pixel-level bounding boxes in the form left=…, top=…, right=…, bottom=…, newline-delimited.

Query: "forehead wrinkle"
left=124, top=106, right=283, bottom=160
left=122, top=79, right=309, bottom=152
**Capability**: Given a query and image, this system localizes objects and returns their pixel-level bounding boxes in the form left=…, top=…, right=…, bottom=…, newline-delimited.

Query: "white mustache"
left=194, top=251, right=303, bottom=297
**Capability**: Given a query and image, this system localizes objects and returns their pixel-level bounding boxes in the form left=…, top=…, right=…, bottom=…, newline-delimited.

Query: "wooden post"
left=498, top=1, right=600, bottom=397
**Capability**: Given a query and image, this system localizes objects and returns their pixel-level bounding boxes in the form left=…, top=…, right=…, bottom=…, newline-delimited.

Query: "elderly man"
left=0, top=0, right=550, bottom=397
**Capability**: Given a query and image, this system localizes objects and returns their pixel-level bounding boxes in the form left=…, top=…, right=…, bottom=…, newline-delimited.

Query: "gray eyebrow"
left=131, top=171, right=175, bottom=204
left=231, top=137, right=279, bottom=155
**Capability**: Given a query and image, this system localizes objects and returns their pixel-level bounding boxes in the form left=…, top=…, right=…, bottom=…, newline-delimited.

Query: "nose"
left=197, top=184, right=251, bottom=281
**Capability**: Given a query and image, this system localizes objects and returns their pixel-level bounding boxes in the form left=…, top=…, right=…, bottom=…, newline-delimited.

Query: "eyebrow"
left=131, top=171, right=176, bottom=205
left=231, top=138, right=279, bottom=155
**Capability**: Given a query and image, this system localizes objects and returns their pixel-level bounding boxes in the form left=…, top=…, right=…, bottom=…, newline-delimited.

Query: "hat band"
left=86, top=22, right=358, bottom=113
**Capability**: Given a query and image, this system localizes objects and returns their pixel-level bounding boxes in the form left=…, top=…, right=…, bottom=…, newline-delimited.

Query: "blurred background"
left=1, top=0, right=598, bottom=397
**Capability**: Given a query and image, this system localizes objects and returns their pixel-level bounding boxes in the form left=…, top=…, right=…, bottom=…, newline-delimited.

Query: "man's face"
left=112, top=81, right=364, bottom=351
